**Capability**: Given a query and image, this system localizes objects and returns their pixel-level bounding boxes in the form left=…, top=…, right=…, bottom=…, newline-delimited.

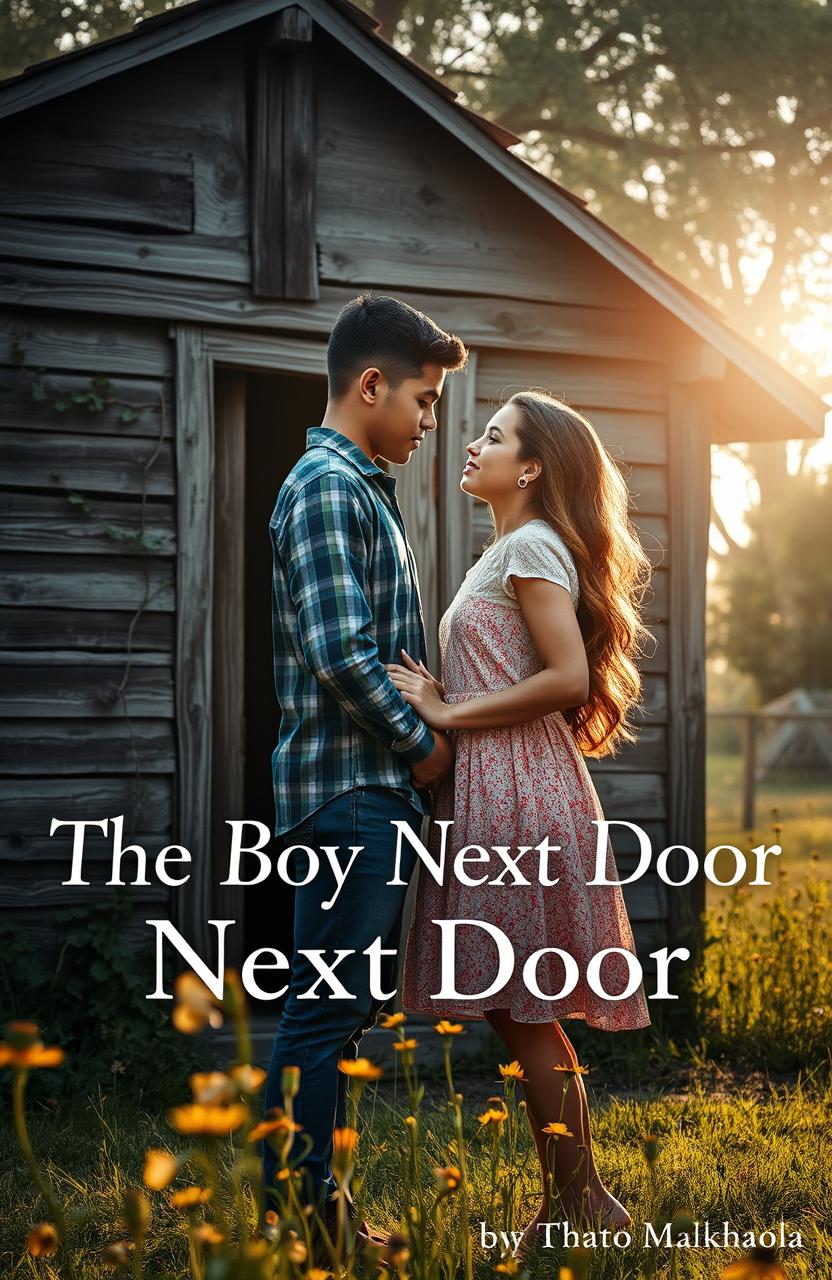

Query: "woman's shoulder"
left=500, top=519, right=580, bottom=604
left=503, top=519, right=576, bottom=569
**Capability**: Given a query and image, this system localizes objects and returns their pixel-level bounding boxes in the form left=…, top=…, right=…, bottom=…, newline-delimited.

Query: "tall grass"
left=2, top=871, right=831, bottom=1278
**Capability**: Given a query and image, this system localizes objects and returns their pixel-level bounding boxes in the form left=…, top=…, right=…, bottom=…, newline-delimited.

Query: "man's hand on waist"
left=411, top=730, right=454, bottom=790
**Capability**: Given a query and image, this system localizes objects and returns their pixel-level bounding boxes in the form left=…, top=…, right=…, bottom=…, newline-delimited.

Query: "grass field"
left=706, top=752, right=831, bottom=906
left=1, top=1061, right=830, bottom=1279
left=1, top=770, right=829, bottom=1278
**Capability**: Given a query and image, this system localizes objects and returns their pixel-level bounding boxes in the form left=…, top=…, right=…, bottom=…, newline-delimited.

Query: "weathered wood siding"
left=0, top=32, right=250, bottom=282
left=0, top=309, right=176, bottom=950
left=0, top=17, right=704, bottom=964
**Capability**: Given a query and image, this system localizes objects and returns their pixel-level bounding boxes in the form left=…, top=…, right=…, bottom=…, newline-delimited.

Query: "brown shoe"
left=315, top=1195, right=388, bottom=1262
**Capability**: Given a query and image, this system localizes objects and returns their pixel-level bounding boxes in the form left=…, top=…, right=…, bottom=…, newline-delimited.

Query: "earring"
left=518, top=476, right=528, bottom=488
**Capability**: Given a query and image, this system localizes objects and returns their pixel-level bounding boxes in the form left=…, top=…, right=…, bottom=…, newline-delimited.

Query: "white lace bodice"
left=439, top=518, right=579, bottom=656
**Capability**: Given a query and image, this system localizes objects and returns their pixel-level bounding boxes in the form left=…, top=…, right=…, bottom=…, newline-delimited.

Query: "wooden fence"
left=707, top=709, right=832, bottom=830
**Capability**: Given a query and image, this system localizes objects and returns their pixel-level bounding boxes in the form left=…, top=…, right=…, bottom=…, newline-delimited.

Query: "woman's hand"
left=400, top=648, right=445, bottom=697
left=385, top=649, right=451, bottom=729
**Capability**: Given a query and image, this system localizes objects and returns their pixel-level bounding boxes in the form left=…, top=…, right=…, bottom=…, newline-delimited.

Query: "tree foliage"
left=710, top=474, right=832, bottom=699
left=372, top=0, right=831, bottom=393
left=0, top=1, right=189, bottom=83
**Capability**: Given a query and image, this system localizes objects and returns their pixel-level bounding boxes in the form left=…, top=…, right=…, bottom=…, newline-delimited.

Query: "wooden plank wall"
left=0, top=33, right=250, bottom=283
left=315, top=38, right=646, bottom=311
left=0, top=22, right=699, bottom=968
left=0, top=308, right=177, bottom=953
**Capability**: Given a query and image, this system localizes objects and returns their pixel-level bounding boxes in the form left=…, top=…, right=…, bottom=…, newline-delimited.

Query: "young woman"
left=387, top=389, right=653, bottom=1246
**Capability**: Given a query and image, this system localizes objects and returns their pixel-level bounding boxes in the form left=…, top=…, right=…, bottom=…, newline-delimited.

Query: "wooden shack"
left=0, top=0, right=825, bottom=1007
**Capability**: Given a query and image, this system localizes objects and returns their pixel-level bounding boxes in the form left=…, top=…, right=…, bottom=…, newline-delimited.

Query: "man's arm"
left=276, top=470, right=436, bottom=764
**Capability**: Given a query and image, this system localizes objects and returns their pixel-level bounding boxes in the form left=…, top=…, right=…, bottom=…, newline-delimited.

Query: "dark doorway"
left=242, top=369, right=327, bottom=989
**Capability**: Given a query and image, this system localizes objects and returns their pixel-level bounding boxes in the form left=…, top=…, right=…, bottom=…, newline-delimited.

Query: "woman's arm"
left=386, top=576, right=589, bottom=731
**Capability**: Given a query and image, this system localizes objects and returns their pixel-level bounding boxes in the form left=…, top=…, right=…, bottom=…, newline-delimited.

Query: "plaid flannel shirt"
left=270, top=427, right=436, bottom=836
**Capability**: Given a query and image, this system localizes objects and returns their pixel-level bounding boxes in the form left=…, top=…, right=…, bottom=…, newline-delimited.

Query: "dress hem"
left=401, top=1003, right=652, bottom=1032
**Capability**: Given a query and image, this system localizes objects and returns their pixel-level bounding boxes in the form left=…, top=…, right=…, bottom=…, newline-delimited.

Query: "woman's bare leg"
left=484, top=1009, right=630, bottom=1243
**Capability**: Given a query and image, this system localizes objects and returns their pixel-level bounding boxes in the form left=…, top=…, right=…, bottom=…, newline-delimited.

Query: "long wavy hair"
left=490, top=389, right=654, bottom=757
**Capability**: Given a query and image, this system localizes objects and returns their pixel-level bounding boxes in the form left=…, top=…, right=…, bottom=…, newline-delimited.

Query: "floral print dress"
left=402, top=518, right=651, bottom=1030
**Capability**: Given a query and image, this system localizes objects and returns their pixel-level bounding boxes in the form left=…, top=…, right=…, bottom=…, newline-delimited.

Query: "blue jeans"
left=262, top=785, right=420, bottom=1208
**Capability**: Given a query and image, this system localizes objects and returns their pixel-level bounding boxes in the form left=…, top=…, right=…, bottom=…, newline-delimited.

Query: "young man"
left=263, top=294, right=468, bottom=1225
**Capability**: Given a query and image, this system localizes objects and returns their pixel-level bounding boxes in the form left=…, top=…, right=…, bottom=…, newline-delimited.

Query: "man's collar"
left=305, top=427, right=396, bottom=489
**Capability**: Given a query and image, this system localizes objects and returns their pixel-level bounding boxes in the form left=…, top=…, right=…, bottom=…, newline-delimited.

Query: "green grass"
left=706, top=751, right=832, bottom=910
left=707, top=750, right=832, bottom=833
left=2, top=811, right=830, bottom=1278
left=362, top=1070, right=832, bottom=1279
left=1, top=1070, right=830, bottom=1278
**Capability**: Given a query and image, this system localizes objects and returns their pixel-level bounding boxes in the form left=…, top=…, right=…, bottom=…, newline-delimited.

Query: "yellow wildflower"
left=392, top=1038, right=419, bottom=1052
left=434, top=1020, right=463, bottom=1035
left=497, top=1259, right=520, bottom=1275
left=499, top=1060, right=526, bottom=1081
left=337, top=1057, right=383, bottom=1080
left=553, top=1063, right=590, bottom=1074
left=172, top=972, right=223, bottom=1034
left=230, top=1063, right=267, bottom=1093
left=435, top=1164, right=462, bottom=1192
left=542, top=1122, right=574, bottom=1138
left=382, top=1232, right=411, bottom=1268
left=479, top=1102, right=509, bottom=1127
left=193, top=1223, right=225, bottom=1246
left=167, top=1103, right=248, bottom=1136
left=143, top=1149, right=178, bottom=1189
left=189, top=1071, right=235, bottom=1105
left=27, top=1223, right=59, bottom=1257
left=248, top=1111, right=302, bottom=1142
left=720, top=1250, right=787, bottom=1280
left=169, top=1186, right=212, bottom=1208
left=380, top=1012, right=406, bottom=1029
left=0, top=1022, right=64, bottom=1070
left=331, top=1126, right=359, bottom=1180
left=284, top=1232, right=308, bottom=1264
left=102, top=1241, right=133, bottom=1267
left=281, top=1065, right=301, bottom=1097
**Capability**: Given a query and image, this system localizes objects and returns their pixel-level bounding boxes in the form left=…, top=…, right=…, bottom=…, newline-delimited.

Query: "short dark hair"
left=326, top=293, right=468, bottom=399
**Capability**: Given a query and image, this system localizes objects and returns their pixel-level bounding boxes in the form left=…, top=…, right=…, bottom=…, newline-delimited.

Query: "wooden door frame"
left=172, top=324, right=327, bottom=963
left=438, top=351, right=478, bottom=616
left=172, top=327, right=478, bottom=965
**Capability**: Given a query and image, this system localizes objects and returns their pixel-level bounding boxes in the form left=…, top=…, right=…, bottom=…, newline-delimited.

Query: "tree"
left=0, top=1, right=190, bottom=84
left=709, top=473, right=832, bottom=700
left=369, top=0, right=831, bottom=397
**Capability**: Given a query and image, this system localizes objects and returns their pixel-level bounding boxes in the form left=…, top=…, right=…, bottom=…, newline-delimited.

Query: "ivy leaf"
left=92, top=375, right=110, bottom=388
left=120, top=407, right=139, bottom=423
left=53, top=399, right=69, bottom=412
left=71, top=393, right=88, bottom=405
left=31, top=382, right=47, bottom=402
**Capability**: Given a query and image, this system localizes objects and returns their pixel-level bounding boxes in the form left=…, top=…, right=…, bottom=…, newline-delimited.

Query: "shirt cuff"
left=390, top=718, right=436, bottom=764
